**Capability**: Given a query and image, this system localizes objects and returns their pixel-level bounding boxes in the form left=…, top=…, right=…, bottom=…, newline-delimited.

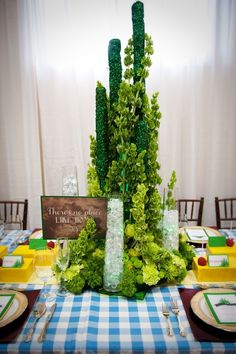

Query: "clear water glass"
left=34, top=250, right=56, bottom=301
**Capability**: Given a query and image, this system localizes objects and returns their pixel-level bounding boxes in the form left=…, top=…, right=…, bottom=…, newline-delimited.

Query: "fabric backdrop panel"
left=0, top=0, right=236, bottom=229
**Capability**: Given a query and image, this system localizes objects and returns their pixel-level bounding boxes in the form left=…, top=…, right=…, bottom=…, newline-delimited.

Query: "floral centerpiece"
left=54, top=1, right=194, bottom=298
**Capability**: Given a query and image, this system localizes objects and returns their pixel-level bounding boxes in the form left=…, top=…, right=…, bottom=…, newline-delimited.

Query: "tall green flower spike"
left=132, top=1, right=145, bottom=84
left=95, top=82, right=109, bottom=191
left=108, top=39, right=122, bottom=107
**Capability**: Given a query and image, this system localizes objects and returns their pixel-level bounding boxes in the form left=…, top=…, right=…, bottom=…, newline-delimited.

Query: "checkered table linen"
left=0, top=284, right=235, bottom=353
left=0, top=230, right=31, bottom=253
left=220, top=229, right=236, bottom=240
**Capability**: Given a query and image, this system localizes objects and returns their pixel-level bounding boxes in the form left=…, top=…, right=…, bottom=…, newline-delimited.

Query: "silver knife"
left=37, top=303, right=56, bottom=342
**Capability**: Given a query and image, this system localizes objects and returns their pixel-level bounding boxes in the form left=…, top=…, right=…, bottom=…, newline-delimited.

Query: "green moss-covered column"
left=132, top=1, right=145, bottom=83
left=96, top=83, right=108, bottom=191
left=108, top=39, right=122, bottom=107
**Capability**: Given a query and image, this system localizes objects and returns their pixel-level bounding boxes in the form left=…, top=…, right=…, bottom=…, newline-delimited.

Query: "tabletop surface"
left=0, top=229, right=236, bottom=353
left=0, top=283, right=235, bottom=354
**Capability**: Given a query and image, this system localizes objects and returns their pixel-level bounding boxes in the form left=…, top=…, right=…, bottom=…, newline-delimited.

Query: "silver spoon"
left=24, top=302, right=46, bottom=342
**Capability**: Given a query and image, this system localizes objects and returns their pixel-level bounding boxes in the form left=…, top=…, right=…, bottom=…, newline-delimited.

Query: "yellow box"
left=0, top=258, right=33, bottom=282
left=207, top=244, right=236, bottom=257
left=12, top=245, right=35, bottom=258
left=192, top=256, right=236, bottom=282
left=0, top=245, right=8, bottom=258
left=12, top=245, right=57, bottom=265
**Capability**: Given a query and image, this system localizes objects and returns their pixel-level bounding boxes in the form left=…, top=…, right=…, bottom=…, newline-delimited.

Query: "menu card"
left=0, top=294, right=15, bottom=320
left=185, top=228, right=208, bottom=241
left=203, top=292, right=236, bottom=324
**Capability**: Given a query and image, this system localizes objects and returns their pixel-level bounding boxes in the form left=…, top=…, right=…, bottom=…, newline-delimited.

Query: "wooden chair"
left=215, top=197, right=236, bottom=229
left=177, top=197, right=204, bottom=226
left=0, top=199, right=28, bottom=230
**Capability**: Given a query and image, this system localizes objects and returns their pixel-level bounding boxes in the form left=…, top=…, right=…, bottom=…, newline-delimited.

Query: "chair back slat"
left=177, top=197, right=204, bottom=226
left=0, top=200, right=28, bottom=230
left=215, top=197, right=236, bottom=229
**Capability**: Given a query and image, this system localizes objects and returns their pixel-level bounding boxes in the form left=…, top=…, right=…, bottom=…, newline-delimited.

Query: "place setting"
left=0, top=242, right=60, bottom=343
left=179, top=286, right=236, bottom=342
left=0, top=288, right=41, bottom=343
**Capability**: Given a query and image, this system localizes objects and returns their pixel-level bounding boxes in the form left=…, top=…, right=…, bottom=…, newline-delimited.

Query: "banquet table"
left=0, top=283, right=235, bottom=354
left=0, top=230, right=236, bottom=354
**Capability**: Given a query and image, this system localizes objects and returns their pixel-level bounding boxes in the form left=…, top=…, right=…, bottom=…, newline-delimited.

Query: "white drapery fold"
left=0, top=0, right=236, bottom=228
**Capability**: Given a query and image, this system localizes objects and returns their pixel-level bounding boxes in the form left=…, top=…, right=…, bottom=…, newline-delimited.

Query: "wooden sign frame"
left=41, top=196, right=108, bottom=239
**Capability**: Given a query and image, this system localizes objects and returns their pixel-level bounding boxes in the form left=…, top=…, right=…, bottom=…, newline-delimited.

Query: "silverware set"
left=24, top=302, right=56, bottom=342
left=162, top=299, right=186, bottom=337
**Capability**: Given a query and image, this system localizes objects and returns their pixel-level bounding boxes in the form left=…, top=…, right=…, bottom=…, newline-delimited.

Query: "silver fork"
left=162, top=303, right=174, bottom=336
left=170, top=299, right=186, bottom=337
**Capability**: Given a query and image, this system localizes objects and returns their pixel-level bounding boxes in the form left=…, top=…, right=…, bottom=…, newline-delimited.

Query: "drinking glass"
left=34, top=250, right=56, bottom=301
left=56, top=238, right=70, bottom=296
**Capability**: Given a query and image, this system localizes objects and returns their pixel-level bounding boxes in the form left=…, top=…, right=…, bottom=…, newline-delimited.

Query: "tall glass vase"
left=62, top=166, right=79, bottom=196
left=103, top=197, right=124, bottom=292
left=162, top=209, right=179, bottom=251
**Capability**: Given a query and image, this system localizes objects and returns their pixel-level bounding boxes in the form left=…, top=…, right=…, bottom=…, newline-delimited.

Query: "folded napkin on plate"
left=179, top=288, right=236, bottom=342
left=0, top=289, right=40, bottom=343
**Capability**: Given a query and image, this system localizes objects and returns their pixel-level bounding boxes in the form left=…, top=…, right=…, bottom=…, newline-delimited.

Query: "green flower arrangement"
left=55, top=1, right=194, bottom=298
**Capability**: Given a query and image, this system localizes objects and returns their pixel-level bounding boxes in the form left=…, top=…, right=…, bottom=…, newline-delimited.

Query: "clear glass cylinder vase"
left=103, top=197, right=124, bottom=292
left=162, top=209, right=179, bottom=251
left=62, top=165, right=79, bottom=196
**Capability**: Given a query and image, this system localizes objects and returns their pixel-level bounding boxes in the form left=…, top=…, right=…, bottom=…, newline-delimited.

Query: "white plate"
left=190, top=288, right=236, bottom=332
left=0, top=290, right=28, bottom=328
left=180, top=226, right=222, bottom=244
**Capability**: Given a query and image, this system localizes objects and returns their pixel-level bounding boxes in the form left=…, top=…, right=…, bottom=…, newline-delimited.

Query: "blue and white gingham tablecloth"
left=1, top=230, right=236, bottom=353
left=220, top=229, right=236, bottom=240
left=0, top=284, right=235, bottom=354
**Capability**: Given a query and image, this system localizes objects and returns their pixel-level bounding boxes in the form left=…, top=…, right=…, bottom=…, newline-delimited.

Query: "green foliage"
left=87, top=165, right=103, bottom=197
left=56, top=218, right=106, bottom=294
left=177, top=234, right=195, bottom=270
left=166, top=170, right=177, bottom=210
left=81, top=1, right=194, bottom=298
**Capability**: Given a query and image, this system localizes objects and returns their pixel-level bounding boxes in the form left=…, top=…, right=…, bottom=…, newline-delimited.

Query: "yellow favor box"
left=207, top=244, right=236, bottom=257
left=0, top=257, right=33, bottom=282
left=0, top=245, right=8, bottom=258
left=192, top=256, right=236, bottom=282
left=12, top=245, right=35, bottom=258
left=12, top=245, right=57, bottom=265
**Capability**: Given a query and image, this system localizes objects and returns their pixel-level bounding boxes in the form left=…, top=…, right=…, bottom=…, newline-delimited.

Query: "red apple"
left=198, top=257, right=207, bottom=266
left=226, top=238, right=234, bottom=247
left=47, top=241, right=55, bottom=249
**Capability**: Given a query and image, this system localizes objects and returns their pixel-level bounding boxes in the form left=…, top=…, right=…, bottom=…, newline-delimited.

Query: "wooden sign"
left=41, top=196, right=108, bottom=239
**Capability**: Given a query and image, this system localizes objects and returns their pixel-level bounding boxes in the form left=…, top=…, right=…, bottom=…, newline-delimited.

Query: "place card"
left=29, top=239, right=47, bottom=250
left=204, top=292, right=236, bottom=324
left=1, top=255, right=23, bottom=268
left=208, top=254, right=229, bottom=267
left=0, top=294, right=15, bottom=320
left=185, top=228, right=208, bottom=241
left=208, top=235, right=226, bottom=247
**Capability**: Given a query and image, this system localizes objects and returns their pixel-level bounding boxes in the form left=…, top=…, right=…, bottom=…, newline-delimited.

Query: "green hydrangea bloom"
left=143, top=263, right=160, bottom=286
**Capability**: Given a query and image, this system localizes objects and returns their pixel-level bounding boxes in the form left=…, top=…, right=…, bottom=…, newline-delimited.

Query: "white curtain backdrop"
left=0, top=0, right=236, bottom=228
